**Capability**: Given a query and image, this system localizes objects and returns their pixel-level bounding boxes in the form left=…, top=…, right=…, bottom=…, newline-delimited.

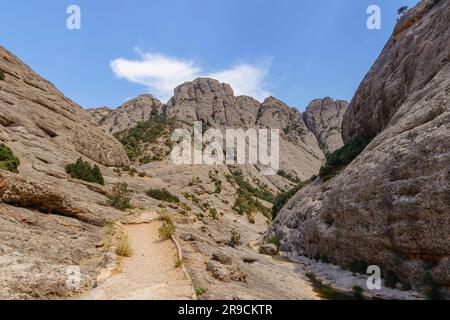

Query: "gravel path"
left=82, top=212, right=194, bottom=300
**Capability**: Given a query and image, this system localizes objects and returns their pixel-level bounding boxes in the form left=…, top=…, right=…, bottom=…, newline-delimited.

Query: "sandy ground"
left=81, top=212, right=194, bottom=300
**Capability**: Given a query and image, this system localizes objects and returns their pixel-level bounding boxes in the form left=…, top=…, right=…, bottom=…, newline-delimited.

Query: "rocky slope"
left=0, top=46, right=132, bottom=299
left=268, top=0, right=450, bottom=292
left=303, top=98, right=348, bottom=155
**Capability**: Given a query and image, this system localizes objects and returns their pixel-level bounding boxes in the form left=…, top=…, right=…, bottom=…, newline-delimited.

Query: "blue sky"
left=0, top=0, right=418, bottom=110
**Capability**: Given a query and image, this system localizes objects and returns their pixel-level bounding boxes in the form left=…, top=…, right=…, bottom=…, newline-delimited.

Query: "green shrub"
left=195, top=287, right=207, bottom=298
left=65, top=158, right=104, bottom=185
left=348, top=260, right=368, bottom=274
left=272, top=181, right=309, bottom=220
left=277, top=170, right=301, bottom=183
left=266, top=235, right=280, bottom=248
left=209, top=208, right=218, bottom=220
left=146, top=188, right=180, bottom=203
left=231, top=170, right=275, bottom=203
left=109, top=182, right=132, bottom=210
left=0, top=143, right=20, bottom=173
left=384, top=270, right=400, bottom=289
left=229, top=231, right=242, bottom=247
left=0, top=70, right=5, bottom=81
left=233, top=188, right=271, bottom=219
left=426, top=0, right=441, bottom=11
left=319, top=137, right=371, bottom=181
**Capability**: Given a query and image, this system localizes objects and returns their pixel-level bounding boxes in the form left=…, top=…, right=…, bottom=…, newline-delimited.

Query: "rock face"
left=91, top=78, right=336, bottom=181
left=0, top=45, right=129, bottom=299
left=167, top=78, right=241, bottom=126
left=303, top=98, right=348, bottom=154
left=342, top=0, right=450, bottom=143
left=0, top=46, right=129, bottom=167
left=89, top=95, right=165, bottom=134
left=268, top=0, right=450, bottom=290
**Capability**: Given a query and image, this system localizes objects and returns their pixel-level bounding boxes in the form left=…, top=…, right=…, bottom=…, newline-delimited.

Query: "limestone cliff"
left=268, top=0, right=450, bottom=290
left=303, top=98, right=349, bottom=155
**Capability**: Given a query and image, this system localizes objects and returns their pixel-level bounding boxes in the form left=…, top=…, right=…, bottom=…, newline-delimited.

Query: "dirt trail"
left=81, top=211, right=194, bottom=300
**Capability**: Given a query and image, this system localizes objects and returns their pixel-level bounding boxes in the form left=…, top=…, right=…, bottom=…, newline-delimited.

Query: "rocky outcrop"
left=0, top=45, right=129, bottom=299
left=342, top=0, right=450, bottom=143
left=303, top=98, right=348, bottom=154
left=167, top=78, right=241, bottom=127
left=87, top=107, right=112, bottom=126
left=89, top=95, right=165, bottom=134
left=90, top=78, right=327, bottom=181
left=166, top=79, right=326, bottom=180
left=0, top=46, right=129, bottom=167
left=268, top=0, right=450, bottom=290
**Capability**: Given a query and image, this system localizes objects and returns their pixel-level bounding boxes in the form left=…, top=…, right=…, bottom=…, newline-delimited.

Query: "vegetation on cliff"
left=0, top=144, right=20, bottom=173
left=65, top=158, right=105, bottom=185
left=272, top=179, right=314, bottom=220
left=146, top=188, right=180, bottom=204
left=109, top=182, right=132, bottom=210
left=113, top=110, right=175, bottom=163
left=319, top=137, right=371, bottom=181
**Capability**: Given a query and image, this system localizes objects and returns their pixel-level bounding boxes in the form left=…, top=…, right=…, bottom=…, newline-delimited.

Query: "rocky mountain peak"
left=303, top=97, right=349, bottom=154
left=167, top=77, right=237, bottom=126
left=89, top=93, right=165, bottom=134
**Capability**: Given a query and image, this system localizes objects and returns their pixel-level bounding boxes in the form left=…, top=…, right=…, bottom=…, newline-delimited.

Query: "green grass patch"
left=65, top=158, right=104, bottom=185
left=0, top=143, right=20, bottom=173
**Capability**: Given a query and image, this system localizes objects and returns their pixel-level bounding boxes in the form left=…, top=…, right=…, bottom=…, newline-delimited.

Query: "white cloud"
left=111, top=49, right=272, bottom=102
left=207, top=62, right=271, bottom=101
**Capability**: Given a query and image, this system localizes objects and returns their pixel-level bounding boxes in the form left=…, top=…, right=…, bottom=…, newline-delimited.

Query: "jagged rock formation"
left=90, top=95, right=165, bottom=134
left=91, top=78, right=339, bottom=182
left=303, top=98, right=348, bottom=154
left=268, top=0, right=450, bottom=291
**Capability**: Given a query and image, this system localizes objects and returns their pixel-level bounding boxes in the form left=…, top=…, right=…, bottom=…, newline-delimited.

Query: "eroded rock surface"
left=268, top=0, right=450, bottom=290
left=303, top=98, right=348, bottom=154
